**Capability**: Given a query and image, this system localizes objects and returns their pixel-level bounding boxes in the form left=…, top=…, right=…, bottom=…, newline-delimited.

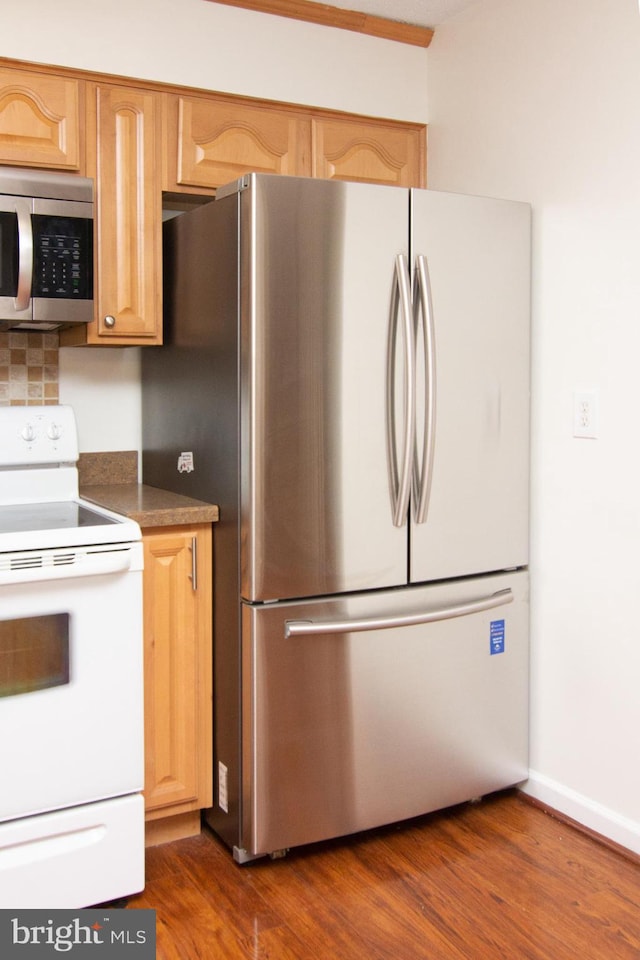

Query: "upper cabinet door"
left=0, top=67, right=83, bottom=171
left=312, top=115, right=425, bottom=187
left=166, top=94, right=312, bottom=193
left=85, top=83, right=162, bottom=344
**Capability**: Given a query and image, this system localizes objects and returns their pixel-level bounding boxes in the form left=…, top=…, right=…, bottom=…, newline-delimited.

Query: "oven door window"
left=0, top=614, right=69, bottom=697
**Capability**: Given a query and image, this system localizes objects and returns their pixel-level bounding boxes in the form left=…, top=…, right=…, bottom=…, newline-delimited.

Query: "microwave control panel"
left=32, top=214, right=93, bottom=300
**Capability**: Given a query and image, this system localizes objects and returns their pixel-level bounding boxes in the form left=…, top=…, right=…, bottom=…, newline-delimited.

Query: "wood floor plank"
left=124, top=791, right=640, bottom=959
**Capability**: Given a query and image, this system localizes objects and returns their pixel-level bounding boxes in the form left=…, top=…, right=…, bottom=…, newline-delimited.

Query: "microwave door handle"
left=14, top=201, right=33, bottom=311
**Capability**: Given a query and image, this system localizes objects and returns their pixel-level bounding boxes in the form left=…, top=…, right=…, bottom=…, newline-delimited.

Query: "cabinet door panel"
left=312, top=116, right=425, bottom=187
left=89, top=84, right=162, bottom=343
left=0, top=67, right=83, bottom=171
left=170, top=95, right=311, bottom=192
left=143, top=525, right=212, bottom=815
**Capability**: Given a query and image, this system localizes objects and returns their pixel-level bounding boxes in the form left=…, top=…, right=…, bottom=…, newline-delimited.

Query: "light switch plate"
left=573, top=390, right=598, bottom=439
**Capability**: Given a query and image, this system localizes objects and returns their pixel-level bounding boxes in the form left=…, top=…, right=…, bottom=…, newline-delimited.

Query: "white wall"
left=0, top=0, right=428, bottom=122
left=427, top=0, right=640, bottom=852
left=1, top=0, right=428, bottom=453
left=58, top=347, right=141, bottom=452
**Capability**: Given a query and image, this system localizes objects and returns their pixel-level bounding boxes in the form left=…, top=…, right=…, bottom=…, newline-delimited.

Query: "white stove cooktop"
left=0, top=500, right=119, bottom=534
left=0, top=405, right=140, bottom=551
left=0, top=497, right=140, bottom=552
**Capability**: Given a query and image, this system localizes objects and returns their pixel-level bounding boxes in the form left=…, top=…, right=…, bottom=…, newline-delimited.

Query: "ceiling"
left=323, top=0, right=480, bottom=29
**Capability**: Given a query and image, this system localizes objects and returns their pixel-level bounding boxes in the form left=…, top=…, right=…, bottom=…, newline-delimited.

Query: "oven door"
left=0, top=543, right=143, bottom=823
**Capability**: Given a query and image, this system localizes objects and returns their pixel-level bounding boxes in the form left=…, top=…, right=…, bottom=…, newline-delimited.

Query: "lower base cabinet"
left=142, top=523, right=213, bottom=845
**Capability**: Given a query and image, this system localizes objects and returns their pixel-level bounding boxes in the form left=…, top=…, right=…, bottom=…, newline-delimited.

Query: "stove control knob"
left=21, top=423, right=36, bottom=442
left=47, top=423, right=62, bottom=441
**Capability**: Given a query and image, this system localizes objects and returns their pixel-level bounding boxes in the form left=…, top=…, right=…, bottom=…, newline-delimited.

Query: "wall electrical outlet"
left=573, top=390, right=599, bottom=439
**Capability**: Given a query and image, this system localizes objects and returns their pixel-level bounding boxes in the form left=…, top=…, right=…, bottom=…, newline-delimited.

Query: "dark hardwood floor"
left=125, top=790, right=640, bottom=959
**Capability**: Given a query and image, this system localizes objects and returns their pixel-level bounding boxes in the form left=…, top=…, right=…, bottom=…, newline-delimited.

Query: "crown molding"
left=205, top=0, right=434, bottom=47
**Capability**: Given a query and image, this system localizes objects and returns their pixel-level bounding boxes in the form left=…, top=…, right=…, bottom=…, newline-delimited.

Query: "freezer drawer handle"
left=413, top=254, right=437, bottom=525
left=284, top=588, right=513, bottom=637
left=386, top=253, right=415, bottom=527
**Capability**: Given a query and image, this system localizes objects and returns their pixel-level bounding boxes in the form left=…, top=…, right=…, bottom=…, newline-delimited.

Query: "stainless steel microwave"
left=0, top=166, right=93, bottom=331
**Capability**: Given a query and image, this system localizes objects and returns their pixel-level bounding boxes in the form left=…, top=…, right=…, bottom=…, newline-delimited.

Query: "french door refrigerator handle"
left=413, top=254, right=436, bottom=525
left=285, top=588, right=513, bottom=637
left=14, top=200, right=33, bottom=311
left=386, top=253, right=416, bottom=528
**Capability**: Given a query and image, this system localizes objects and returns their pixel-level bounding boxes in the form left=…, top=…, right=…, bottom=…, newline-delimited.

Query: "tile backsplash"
left=0, top=331, right=59, bottom=406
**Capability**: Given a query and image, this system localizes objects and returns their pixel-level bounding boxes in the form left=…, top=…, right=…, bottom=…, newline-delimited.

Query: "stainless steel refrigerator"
left=142, top=173, right=531, bottom=863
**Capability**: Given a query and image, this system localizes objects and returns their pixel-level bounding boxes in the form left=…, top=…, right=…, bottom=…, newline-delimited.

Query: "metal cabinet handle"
left=14, top=201, right=33, bottom=311
left=413, top=254, right=437, bottom=525
left=188, top=535, right=198, bottom=591
left=285, top=588, right=513, bottom=638
left=386, top=253, right=416, bottom=528
left=104, top=315, right=116, bottom=328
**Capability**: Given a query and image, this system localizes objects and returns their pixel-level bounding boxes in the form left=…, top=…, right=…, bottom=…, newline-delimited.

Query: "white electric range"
left=0, top=404, right=145, bottom=908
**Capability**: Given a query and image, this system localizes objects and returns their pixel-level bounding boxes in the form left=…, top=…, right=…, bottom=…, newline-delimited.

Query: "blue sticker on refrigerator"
left=490, top=619, right=505, bottom=655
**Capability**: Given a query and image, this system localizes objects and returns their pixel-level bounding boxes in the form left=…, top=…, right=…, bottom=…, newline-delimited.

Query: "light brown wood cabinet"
left=142, top=523, right=213, bottom=846
left=0, top=57, right=426, bottom=349
left=311, top=115, right=425, bottom=187
left=62, top=83, right=163, bottom=346
left=0, top=66, right=84, bottom=171
left=165, top=93, right=312, bottom=194
left=164, top=92, right=425, bottom=194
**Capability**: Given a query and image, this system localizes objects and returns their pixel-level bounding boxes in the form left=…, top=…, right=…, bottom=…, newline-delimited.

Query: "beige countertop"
left=81, top=482, right=219, bottom=528
left=77, top=451, right=219, bottom=528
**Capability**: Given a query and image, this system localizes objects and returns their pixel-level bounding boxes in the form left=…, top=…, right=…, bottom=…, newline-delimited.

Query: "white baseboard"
left=521, top=770, right=640, bottom=857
